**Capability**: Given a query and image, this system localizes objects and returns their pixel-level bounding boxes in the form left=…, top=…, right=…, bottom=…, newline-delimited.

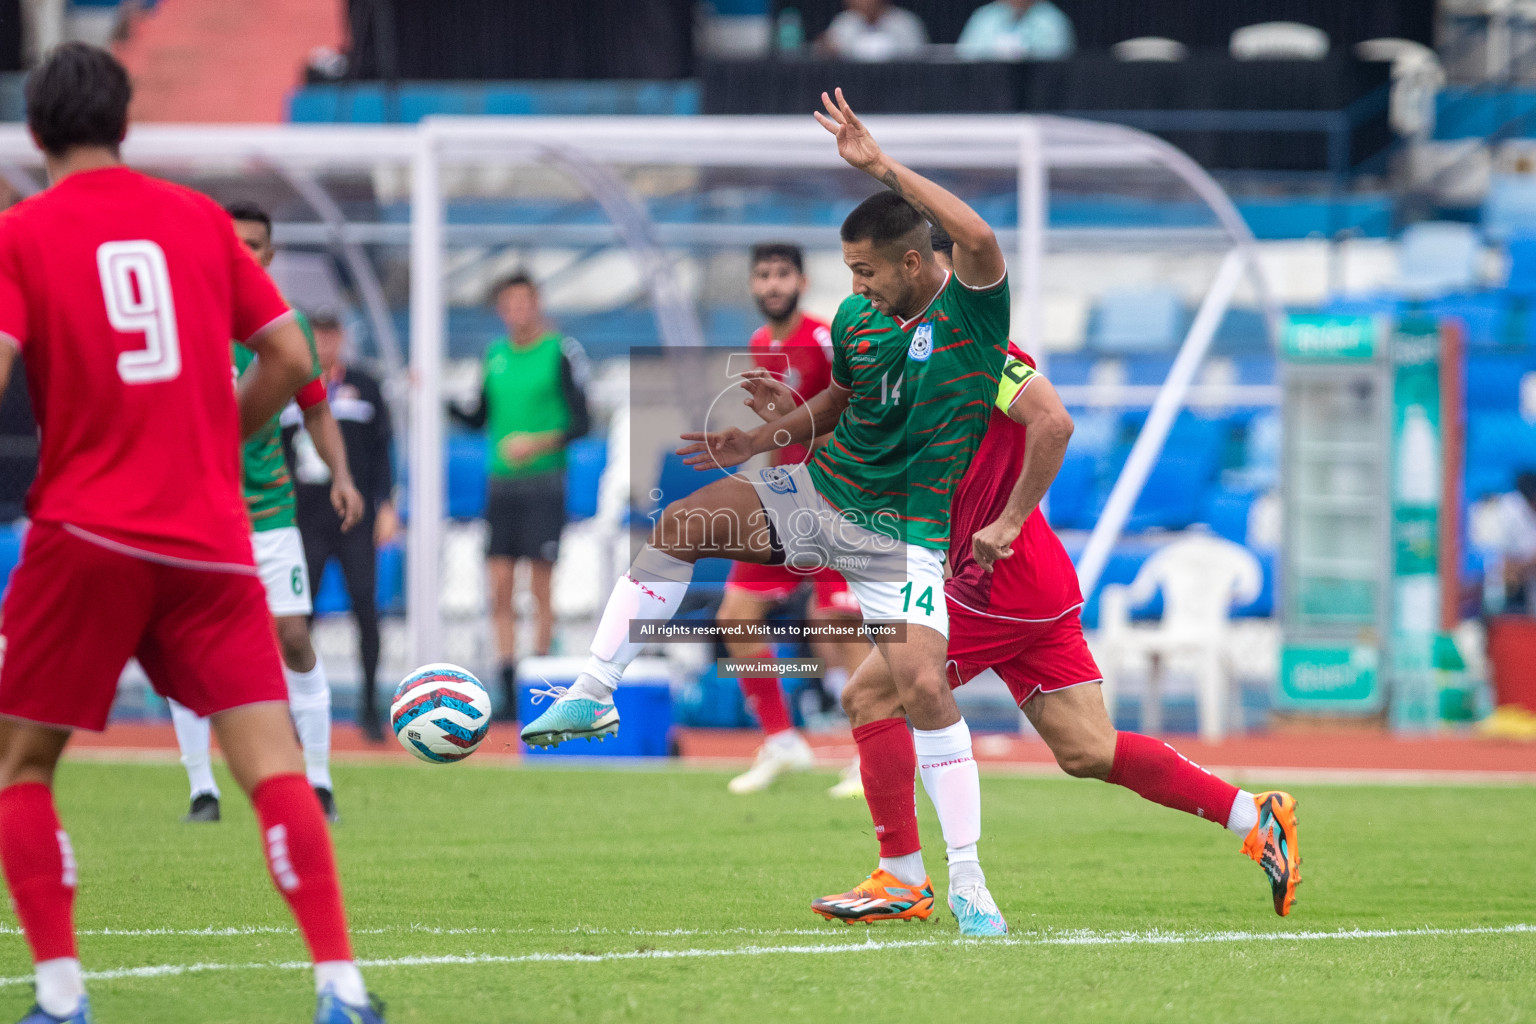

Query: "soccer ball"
left=390, top=663, right=492, bottom=764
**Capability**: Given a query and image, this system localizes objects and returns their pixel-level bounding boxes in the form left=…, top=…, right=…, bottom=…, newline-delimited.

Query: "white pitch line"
left=0, top=923, right=1530, bottom=988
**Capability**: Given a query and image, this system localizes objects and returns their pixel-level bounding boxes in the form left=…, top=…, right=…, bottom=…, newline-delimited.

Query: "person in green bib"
left=450, top=273, right=590, bottom=715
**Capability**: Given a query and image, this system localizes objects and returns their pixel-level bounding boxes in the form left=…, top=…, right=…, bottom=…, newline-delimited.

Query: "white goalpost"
left=0, top=115, right=1277, bottom=671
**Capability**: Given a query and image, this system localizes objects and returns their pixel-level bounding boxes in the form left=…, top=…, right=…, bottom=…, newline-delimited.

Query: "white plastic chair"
left=1111, top=37, right=1188, bottom=63
left=1097, top=534, right=1263, bottom=743
left=1230, top=22, right=1329, bottom=61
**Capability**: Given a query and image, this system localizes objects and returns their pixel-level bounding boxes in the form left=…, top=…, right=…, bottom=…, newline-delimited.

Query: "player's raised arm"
left=815, top=88, right=1005, bottom=288
left=238, top=319, right=315, bottom=440
left=971, top=362, right=1074, bottom=571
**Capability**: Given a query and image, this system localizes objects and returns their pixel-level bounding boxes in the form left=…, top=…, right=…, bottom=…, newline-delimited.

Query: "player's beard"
left=754, top=291, right=800, bottom=326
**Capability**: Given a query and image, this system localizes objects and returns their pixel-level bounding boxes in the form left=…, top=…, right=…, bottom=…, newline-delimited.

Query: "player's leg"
left=142, top=566, right=381, bottom=1017
left=334, top=517, right=382, bottom=743
left=487, top=556, right=518, bottom=717
left=522, top=473, right=776, bottom=748
left=0, top=523, right=154, bottom=1022
left=258, top=526, right=337, bottom=818
left=810, top=577, right=868, bottom=798
left=529, top=558, right=555, bottom=657
left=1016, top=611, right=1300, bottom=916
left=811, top=652, right=934, bottom=924
left=717, top=580, right=812, bottom=794
left=0, top=723, right=84, bottom=1022
left=167, top=699, right=221, bottom=820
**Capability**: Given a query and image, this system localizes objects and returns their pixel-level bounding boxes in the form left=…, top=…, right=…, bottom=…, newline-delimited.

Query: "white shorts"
left=251, top=526, right=312, bottom=618
left=747, top=464, right=949, bottom=639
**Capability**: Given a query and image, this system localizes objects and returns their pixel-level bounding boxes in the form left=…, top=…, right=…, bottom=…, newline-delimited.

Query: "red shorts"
left=944, top=595, right=1102, bottom=708
left=0, top=522, right=288, bottom=732
left=725, top=561, right=858, bottom=617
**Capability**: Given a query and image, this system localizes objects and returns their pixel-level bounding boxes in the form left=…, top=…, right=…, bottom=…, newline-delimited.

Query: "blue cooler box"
left=517, top=656, right=674, bottom=758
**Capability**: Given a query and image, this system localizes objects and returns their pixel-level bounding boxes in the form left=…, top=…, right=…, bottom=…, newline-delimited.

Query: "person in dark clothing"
left=282, top=312, right=397, bottom=742
left=448, top=272, right=590, bottom=717
left=0, top=356, right=36, bottom=522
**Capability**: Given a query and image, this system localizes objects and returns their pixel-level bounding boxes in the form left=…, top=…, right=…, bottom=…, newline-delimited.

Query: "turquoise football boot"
left=519, top=684, right=619, bottom=750
left=314, top=988, right=386, bottom=1023
left=14, top=997, right=90, bottom=1024
left=948, top=883, right=1008, bottom=937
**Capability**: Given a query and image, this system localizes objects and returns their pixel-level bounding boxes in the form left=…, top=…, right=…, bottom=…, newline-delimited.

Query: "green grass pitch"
left=1, top=758, right=1532, bottom=1023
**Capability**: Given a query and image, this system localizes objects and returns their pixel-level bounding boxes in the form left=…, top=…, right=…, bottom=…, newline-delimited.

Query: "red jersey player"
left=718, top=243, right=868, bottom=796
left=806, top=231, right=1301, bottom=935
left=0, top=45, right=382, bottom=1023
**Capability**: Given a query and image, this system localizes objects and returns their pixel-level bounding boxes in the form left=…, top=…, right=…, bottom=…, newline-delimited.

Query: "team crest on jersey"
left=760, top=467, right=797, bottom=494
left=908, top=324, right=934, bottom=362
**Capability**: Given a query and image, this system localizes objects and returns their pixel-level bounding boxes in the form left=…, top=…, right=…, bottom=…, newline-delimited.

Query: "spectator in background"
left=449, top=274, right=590, bottom=718
left=282, top=313, right=396, bottom=742
left=1476, top=471, right=1536, bottom=614
left=819, top=0, right=928, bottom=62
left=957, top=0, right=1075, bottom=61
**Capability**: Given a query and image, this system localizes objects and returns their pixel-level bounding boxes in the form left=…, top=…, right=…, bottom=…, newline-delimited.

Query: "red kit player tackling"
left=0, top=45, right=382, bottom=1023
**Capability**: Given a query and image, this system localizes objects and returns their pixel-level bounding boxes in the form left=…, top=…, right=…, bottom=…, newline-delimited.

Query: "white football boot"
left=727, top=731, right=815, bottom=793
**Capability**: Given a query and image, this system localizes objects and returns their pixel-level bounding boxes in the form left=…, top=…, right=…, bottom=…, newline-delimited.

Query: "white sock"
left=766, top=729, right=805, bottom=752
left=314, top=960, right=367, bottom=1005
left=168, top=699, right=219, bottom=800
left=1226, top=790, right=1259, bottom=837
left=577, top=545, right=694, bottom=697
left=914, top=719, right=982, bottom=866
left=34, top=957, right=84, bottom=1017
left=286, top=662, right=333, bottom=791
left=879, top=850, right=927, bottom=887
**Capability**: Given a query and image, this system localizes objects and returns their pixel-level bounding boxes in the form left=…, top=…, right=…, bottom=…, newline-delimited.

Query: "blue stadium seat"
left=1047, top=452, right=1097, bottom=530
left=0, top=523, right=22, bottom=593
left=1467, top=412, right=1536, bottom=498
left=1466, top=354, right=1529, bottom=413
left=1199, top=488, right=1257, bottom=545
left=446, top=434, right=487, bottom=520
left=1505, top=234, right=1536, bottom=297
left=1088, top=289, right=1184, bottom=354
left=565, top=437, right=607, bottom=521
left=1396, top=222, right=1480, bottom=298
left=1484, top=175, right=1536, bottom=241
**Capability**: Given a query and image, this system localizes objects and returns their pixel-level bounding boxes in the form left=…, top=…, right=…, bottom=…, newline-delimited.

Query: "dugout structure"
left=0, top=116, right=1277, bottom=667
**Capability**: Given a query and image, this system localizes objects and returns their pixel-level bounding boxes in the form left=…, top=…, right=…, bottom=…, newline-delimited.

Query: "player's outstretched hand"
left=971, top=517, right=1018, bottom=572
left=332, top=478, right=367, bottom=532
left=739, top=369, right=797, bottom=423
left=814, top=88, right=884, bottom=175
left=678, top=427, right=756, bottom=470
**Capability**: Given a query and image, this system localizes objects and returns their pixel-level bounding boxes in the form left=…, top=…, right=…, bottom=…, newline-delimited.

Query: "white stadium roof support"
left=0, top=117, right=1276, bottom=664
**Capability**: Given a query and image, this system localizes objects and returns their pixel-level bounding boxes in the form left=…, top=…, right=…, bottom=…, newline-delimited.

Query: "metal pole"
left=406, top=127, right=445, bottom=667
left=1075, top=248, right=1246, bottom=597
left=1018, top=120, right=1048, bottom=520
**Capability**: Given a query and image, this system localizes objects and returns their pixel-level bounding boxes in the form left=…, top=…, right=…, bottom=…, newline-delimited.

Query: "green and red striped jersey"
left=809, top=269, right=1010, bottom=549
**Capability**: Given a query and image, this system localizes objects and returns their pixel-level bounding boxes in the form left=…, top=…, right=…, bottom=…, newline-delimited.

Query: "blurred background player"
left=718, top=242, right=867, bottom=796
left=0, top=44, right=381, bottom=1024
left=168, top=202, right=365, bottom=825
left=449, top=272, right=590, bottom=717
left=283, top=313, right=397, bottom=743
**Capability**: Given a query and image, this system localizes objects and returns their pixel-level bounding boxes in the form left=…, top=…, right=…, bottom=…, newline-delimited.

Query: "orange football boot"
left=812, top=868, right=935, bottom=924
left=1241, top=790, right=1302, bottom=916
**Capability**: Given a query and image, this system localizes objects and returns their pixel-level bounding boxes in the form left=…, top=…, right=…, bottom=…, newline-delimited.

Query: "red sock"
left=252, top=773, right=352, bottom=963
left=853, top=718, right=920, bottom=857
left=739, top=654, right=792, bottom=736
left=1107, top=732, right=1240, bottom=826
left=0, top=783, right=77, bottom=962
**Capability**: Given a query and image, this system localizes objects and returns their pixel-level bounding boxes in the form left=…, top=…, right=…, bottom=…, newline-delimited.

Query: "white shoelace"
left=951, top=883, right=1001, bottom=918
left=528, top=683, right=568, bottom=706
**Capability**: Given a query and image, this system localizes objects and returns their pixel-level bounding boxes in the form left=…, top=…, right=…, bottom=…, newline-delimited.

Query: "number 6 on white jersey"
left=97, top=240, right=181, bottom=384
